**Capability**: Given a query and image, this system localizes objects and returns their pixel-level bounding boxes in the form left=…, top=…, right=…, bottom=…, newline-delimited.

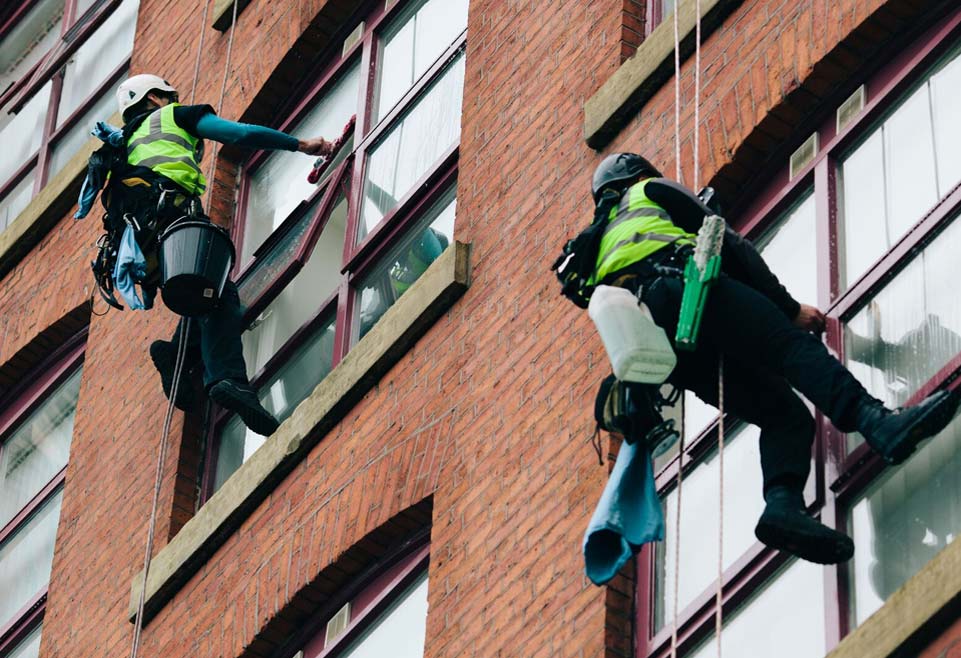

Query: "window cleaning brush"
left=675, top=214, right=725, bottom=351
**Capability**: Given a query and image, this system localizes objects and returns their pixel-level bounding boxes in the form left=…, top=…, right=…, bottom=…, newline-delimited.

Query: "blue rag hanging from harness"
left=583, top=441, right=664, bottom=585
left=112, top=225, right=155, bottom=310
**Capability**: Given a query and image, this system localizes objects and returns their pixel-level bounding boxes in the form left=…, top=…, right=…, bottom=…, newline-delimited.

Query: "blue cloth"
left=112, top=225, right=154, bottom=310
left=74, top=122, right=124, bottom=219
left=583, top=440, right=664, bottom=586
left=194, top=113, right=299, bottom=151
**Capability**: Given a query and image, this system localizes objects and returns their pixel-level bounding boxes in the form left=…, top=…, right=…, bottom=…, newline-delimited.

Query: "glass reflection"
left=215, top=319, right=335, bottom=494
left=845, top=214, right=961, bottom=452
left=0, top=488, right=63, bottom=630
left=339, top=572, right=428, bottom=658
left=686, top=559, right=825, bottom=658
left=849, top=412, right=961, bottom=626
left=654, top=424, right=765, bottom=631
left=839, top=43, right=961, bottom=289
left=356, top=186, right=455, bottom=340
left=243, top=62, right=359, bottom=264
left=756, top=192, right=818, bottom=308
left=359, top=53, right=464, bottom=240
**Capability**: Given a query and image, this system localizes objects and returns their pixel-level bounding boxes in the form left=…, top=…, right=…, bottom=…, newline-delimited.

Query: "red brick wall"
left=1, top=0, right=954, bottom=657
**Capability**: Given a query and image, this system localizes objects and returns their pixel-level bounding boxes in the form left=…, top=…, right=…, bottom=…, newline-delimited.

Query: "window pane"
left=214, top=319, right=335, bottom=494
left=756, top=192, right=818, bottom=308
left=242, top=61, right=359, bottom=264
left=0, top=171, right=37, bottom=233
left=339, top=571, right=428, bottom=658
left=56, top=0, right=139, bottom=125
left=7, top=623, right=42, bottom=658
left=356, top=186, right=455, bottom=340
left=1, top=368, right=80, bottom=530
left=931, top=45, right=961, bottom=196
left=0, top=81, right=51, bottom=187
left=374, top=0, right=468, bottom=122
left=359, top=52, right=464, bottom=240
left=839, top=44, right=961, bottom=289
left=685, top=559, right=825, bottom=658
left=48, top=82, right=118, bottom=179
left=849, top=412, right=961, bottom=626
left=242, top=193, right=347, bottom=376
left=844, top=214, right=961, bottom=449
left=839, top=132, right=887, bottom=288
left=882, top=88, right=938, bottom=240
left=0, top=0, right=64, bottom=96
left=0, top=488, right=63, bottom=630
left=654, top=424, right=765, bottom=631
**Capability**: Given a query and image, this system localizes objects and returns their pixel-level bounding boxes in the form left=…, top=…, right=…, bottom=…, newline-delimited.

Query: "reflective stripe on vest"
left=592, top=179, right=696, bottom=283
left=126, top=104, right=206, bottom=196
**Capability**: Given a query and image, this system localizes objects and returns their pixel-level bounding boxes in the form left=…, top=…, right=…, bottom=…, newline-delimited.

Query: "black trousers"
left=642, top=274, right=871, bottom=492
left=165, top=279, right=248, bottom=389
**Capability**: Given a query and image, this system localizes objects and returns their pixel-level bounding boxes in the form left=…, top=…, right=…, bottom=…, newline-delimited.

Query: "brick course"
left=0, top=0, right=954, bottom=656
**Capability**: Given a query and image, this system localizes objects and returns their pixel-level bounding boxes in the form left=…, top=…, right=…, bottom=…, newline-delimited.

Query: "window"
left=637, top=15, right=961, bottom=657
left=0, top=0, right=139, bottom=232
left=647, top=0, right=676, bottom=35
left=0, top=342, right=83, bottom=654
left=204, top=0, right=468, bottom=498
left=298, top=545, right=429, bottom=658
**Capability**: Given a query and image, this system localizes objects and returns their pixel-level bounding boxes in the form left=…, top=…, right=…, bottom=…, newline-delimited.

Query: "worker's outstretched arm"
left=186, top=108, right=332, bottom=155
left=645, top=177, right=802, bottom=321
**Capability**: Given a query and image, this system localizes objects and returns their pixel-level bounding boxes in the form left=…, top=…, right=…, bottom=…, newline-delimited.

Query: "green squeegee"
left=675, top=214, right=726, bottom=351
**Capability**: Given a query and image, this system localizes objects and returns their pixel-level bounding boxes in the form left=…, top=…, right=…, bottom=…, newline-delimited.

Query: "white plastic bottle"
left=588, top=284, right=677, bottom=384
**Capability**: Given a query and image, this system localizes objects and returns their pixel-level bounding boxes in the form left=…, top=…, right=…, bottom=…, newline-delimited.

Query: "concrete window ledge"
left=128, top=241, right=471, bottom=623
left=212, top=0, right=252, bottom=31
left=827, top=535, right=961, bottom=658
left=584, top=0, right=743, bottom=150
left=0, top=112, right=124, bottom=281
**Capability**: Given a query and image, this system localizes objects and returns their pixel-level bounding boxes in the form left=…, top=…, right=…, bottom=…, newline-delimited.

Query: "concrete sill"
left=583, top=0, right=743, bottom=150
left=212, top=0, right=252, bottom=31
left=826, top=534, right=961, bottom=658
left=128, top=240, right=471, bottom=623
left=0, top=112, right=124, bottom=281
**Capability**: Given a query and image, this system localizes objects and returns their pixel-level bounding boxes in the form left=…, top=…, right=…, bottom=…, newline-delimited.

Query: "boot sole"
left=755, top=518, right=854, bottom=565
left=883, top=389, right=961, bottom=465
left=209, top=384, right=279, bottom=436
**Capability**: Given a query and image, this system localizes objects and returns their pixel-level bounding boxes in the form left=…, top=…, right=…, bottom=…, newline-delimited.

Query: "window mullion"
left=34, top=71, right=63, bottom=191
left=0, top=468, right=66, bottom=546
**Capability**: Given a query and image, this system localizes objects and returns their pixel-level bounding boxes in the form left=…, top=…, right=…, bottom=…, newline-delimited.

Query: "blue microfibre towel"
left=583, top=440, right=664, bottom=586
left=112, top=225, right=154, bottom=310
left=74, top=122, right=125, bottom=219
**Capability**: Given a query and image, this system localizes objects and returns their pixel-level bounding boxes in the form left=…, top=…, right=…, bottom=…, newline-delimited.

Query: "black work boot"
left=754, top=486, right=854, bottom=564
left=856, top=389, right=961, bottom=465
left=208, top=379, right=280, bottom=436
left=149, top=340, right=196, bottom=412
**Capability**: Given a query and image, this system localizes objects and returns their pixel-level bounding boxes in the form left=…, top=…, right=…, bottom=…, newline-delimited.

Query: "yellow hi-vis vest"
left=126, top=103, right=206, bottom=196
left=592, top=179, right=696, bottom=283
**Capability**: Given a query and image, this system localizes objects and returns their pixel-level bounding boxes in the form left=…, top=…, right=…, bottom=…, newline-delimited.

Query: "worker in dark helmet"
left=584, top=152, right=961, bottom=565
left=79, top=73, right=334, bottom=436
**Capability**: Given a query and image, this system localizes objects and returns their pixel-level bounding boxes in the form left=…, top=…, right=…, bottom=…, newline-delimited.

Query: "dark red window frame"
left=636, top=8, right=961, bottom=656
left=0, top=0, right=131, bottom=225
left=0, top=330, right=86, bottom=656
left=200, top=0, right=466, bottom=501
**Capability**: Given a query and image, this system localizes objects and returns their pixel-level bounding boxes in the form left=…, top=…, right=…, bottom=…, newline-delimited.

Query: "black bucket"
left=158, top=220, right=236, bottom=317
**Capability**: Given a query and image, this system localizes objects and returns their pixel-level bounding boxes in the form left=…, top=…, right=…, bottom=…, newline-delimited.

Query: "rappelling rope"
left=670, top=0, right=722, bottom=656
left=203, top=0, right=241, bottom=215
left=129, top=1, right=238, bottom=654
left=129, top=318, right=191, bottom=658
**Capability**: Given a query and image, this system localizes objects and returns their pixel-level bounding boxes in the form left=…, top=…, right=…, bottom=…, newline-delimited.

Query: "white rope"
left=129, top=319, right=191, bottom=658
left=203, top=0, right=240, bottom=214
left=187, top=0, right=213, bottom=105
left=716, top=355, right=724, bottom=658
left=670, top=4, right=684, bottom=657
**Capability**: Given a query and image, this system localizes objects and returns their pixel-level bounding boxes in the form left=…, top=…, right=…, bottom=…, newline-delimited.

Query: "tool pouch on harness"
left=91, top=162, right=200, bottom=309
left=594, top=374, right=680, bottom=457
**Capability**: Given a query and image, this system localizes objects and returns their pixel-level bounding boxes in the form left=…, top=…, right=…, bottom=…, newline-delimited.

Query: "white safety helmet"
left=117, top=74, right=177, bottom=119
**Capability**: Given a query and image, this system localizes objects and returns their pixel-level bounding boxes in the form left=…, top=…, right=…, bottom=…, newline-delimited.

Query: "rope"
left=129, top=318, right=191, bottom=658
left=716, top=356, right=724, bottom=657
left=672, top=2, right=683, bottom=185
left=188, top=0, right=213, bottom=104
left=203, top=0, right=241, bottom=215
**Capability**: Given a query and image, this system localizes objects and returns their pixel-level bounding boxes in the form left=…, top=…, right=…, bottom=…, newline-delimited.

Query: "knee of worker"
left=767, top=394, right=816, bottom=439
left=641, top=276, right=683, bottom=333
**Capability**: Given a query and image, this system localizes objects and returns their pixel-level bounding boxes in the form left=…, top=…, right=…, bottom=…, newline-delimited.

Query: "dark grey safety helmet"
left=591, top=153, right=662, bottom=202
